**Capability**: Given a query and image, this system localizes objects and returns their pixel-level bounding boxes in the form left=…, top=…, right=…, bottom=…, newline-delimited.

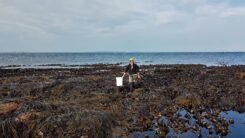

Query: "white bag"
left=116, top=77, right=123, bottom=86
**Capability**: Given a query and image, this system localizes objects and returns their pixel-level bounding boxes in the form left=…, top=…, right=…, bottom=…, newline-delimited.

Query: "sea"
left=0, top=52, right=244, bottom=68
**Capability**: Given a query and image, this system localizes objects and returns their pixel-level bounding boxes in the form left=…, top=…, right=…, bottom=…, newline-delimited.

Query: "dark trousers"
left=129, top=82, right=135, bottom=92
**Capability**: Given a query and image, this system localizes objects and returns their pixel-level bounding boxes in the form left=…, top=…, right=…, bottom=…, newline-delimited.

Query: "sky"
left=0, top=0, right=245, bottom=52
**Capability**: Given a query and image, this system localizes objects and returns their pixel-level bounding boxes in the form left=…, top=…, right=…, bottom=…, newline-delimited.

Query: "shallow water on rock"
left=129, top=110, right=245, bottom=138
left=217, top=111, right=245, bottom=138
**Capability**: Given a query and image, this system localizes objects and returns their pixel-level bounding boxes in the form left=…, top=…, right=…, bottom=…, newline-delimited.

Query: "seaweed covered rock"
left=0, top=102, right=19, bottom=115
left=0, top=109, right=112, bottom=138
left=174, top=93, right=201, bottom=107
left=0, top=64, right=244, bottom=137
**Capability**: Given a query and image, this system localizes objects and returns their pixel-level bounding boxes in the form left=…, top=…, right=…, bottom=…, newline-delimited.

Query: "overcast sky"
left=0, top=0, right=245, bottom=52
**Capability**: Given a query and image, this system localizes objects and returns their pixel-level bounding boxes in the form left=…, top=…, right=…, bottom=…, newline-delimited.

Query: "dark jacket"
left=125, top=64, right=139, bottom=75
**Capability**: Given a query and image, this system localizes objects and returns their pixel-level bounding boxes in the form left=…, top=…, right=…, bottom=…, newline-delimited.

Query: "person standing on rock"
left=122, top=57, right=140, bottom=92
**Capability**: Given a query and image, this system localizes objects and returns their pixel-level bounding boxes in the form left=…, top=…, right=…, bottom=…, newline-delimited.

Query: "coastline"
left=0, top=64, right=244, bottom=137
left=1, top=62, right=245, bottom=70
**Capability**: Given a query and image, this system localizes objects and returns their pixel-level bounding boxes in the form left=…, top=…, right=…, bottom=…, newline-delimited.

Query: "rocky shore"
left=0, top=64, right=244, bottom=138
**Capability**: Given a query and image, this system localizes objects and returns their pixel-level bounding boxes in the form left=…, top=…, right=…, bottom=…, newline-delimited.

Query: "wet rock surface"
left=0, top=64, right=244, bottom=138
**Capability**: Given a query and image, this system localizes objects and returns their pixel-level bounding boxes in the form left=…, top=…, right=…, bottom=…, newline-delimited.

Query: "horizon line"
left=0, top=51, right=245, bottom=53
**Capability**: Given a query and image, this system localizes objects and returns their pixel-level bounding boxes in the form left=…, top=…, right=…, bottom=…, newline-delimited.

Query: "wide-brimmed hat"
left=129, top=57, right=135, bottom=61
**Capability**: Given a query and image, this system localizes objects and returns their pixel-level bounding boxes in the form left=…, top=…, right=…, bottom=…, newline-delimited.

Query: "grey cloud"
left=0, top=0, right=244, bottom=52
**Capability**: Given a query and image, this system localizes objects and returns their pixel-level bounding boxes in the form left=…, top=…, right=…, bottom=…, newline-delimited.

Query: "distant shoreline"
left=1, top=63, right=245, bottom=69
